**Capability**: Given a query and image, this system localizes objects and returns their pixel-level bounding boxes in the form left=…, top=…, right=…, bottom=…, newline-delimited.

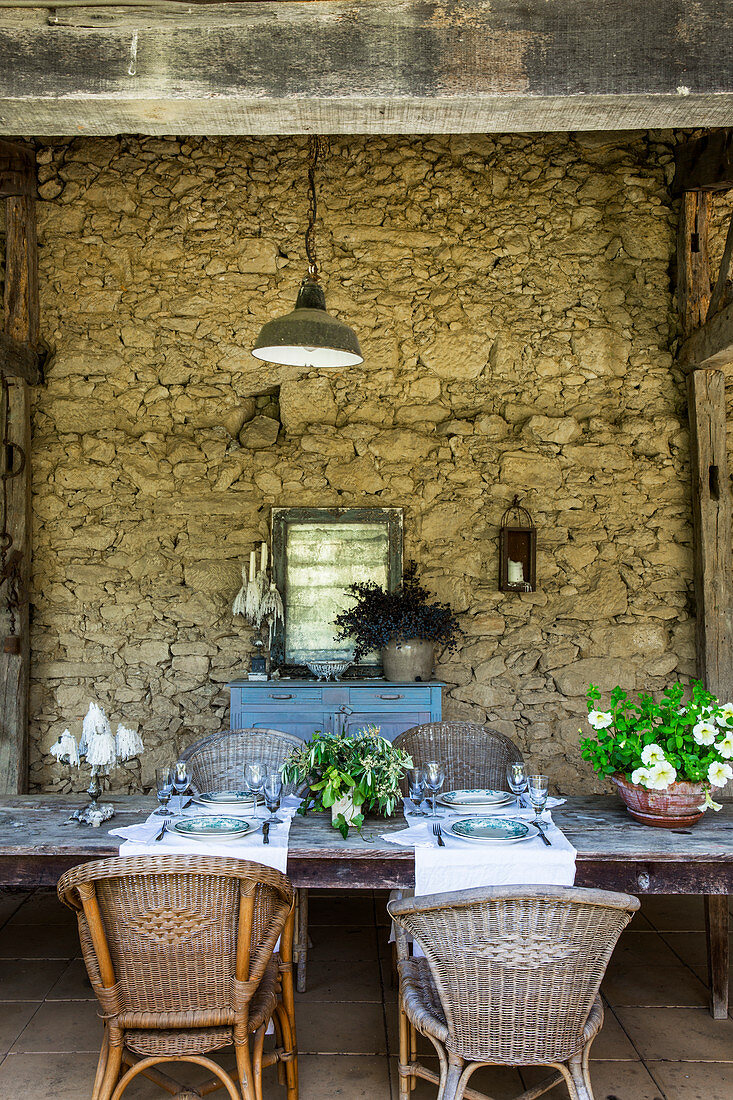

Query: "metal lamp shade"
left=252, top=278, right=363, bottom=368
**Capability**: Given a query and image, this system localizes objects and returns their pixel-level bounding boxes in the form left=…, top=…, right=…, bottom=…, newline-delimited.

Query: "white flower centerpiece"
left=50, top=702, right=144, bottom=826
left=581, top=681, right=733, bottom=827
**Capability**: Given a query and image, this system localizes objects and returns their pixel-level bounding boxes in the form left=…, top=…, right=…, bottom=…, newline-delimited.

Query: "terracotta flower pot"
left=381, top=638, right=435, bottom=682
left=612, top=773, right=707, bottom=828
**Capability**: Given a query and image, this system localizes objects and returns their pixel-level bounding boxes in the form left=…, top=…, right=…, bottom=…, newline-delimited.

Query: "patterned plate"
left=194, top=791, right=261, bottom=807
left=173, top=815, right=252, bottom=839
left=449, top=817, right=539, bottom=844
left=439, top=789, right=515, bottom=809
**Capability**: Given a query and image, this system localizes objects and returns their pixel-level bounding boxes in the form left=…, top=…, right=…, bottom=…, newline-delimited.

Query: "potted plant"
left=580, top=680, right=733, bottom=827
left=333, top=561, right=462, bottom=682
left=283, top=725, right=413, bottom=837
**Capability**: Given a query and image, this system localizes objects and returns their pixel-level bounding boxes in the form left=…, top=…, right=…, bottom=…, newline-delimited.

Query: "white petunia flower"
left=716, top=702, right=733, bottom=726
left=631, top=767, right=651, bottom=787
left=708, top=761, right=733, bottom=788
left=587, top=710, right=613, bottom=730
left=716, top=734, right=733, bottom=760
left=693, top=720, right=717, bottom=746
left=641, top=744, right=666, bottom=767
left=646, top=760, right=677, bottom=790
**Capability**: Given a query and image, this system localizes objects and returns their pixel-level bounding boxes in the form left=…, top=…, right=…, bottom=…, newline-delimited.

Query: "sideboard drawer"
left=347, top=686, right=432, bottom=705
left=233, top=686, right=323, bottom=707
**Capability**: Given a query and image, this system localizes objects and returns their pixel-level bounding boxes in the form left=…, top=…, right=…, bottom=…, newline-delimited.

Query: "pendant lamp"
left=252, top=137, right=363, bottom=369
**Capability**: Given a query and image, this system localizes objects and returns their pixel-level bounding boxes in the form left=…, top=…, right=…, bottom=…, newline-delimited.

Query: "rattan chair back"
left=388, top=884, right=638, bottom=1065
left=393, top=721, right=523, bottom=791
left=181, top=727, right=303, bottom=794
left=58, top=855, right=293, bottom=1025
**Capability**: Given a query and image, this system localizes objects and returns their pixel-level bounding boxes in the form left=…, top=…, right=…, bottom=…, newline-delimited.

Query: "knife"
left=262, top=821, right=270, bottom=845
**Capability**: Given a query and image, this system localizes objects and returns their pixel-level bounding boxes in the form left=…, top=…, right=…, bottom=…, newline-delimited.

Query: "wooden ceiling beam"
left=0, top=1, right=731, bottom=135
left=673, top=131, right=733, bottom=196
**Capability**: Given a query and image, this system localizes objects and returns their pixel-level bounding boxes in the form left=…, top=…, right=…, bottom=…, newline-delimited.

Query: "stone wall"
left=15, top=132, right=701, bottom=793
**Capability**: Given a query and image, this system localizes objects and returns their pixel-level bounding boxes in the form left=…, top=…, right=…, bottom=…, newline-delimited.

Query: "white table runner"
left=383, top=799, right=576, bottom=896
left=109, top=795, right=302, bottom=875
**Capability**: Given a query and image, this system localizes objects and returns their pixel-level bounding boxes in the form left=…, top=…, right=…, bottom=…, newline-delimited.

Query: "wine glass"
left=245, top=761, right=267, bottom=820
left=154, top=765, right=174, bottom=817
left=507, top=762, right=528, bottom=810
left=406, top=766, right=427, bottom=817
left=264, top=770, right=283, bottom=825
left=528, top=774, right=550, bottom=825
left=173, top=760, right=191, bottom=814
left=423, top=760, right=445, bottom=819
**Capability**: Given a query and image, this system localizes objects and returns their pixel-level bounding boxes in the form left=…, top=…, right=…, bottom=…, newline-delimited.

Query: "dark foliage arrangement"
left=333, top=561, right=462, bottom=662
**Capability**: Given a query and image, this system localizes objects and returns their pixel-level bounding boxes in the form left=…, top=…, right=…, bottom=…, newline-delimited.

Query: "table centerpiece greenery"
left=580, top=680, right=733, bottom=825
left=333, top=561, right=462, bottom=681
left=283, top=725, right=413, bottom=837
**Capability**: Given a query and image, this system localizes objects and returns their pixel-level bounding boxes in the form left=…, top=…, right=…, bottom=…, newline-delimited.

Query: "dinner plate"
left=439, top=789, right=515, bottom=810
left=194, top=791, right=261, bottom=808
left=173, top=815, right=252, bottom=839
left=449, top=816, right=539, bottom=844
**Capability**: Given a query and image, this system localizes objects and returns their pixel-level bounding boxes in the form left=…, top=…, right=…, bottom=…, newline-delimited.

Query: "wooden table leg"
left=704, top=894, right=729, bottom=1019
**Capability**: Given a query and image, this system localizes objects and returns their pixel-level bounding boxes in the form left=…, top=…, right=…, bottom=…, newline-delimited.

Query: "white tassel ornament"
left=50, top=729, right=80, bottom=768
left=115, top=724, right=144, bottom=761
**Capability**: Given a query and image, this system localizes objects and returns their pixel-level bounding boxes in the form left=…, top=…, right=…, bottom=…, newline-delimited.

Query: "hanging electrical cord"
left=304, top=135, right=329, bottom=282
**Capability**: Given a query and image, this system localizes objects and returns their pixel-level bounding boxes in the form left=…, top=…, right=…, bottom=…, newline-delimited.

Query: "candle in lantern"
left=507, top=559, right=524, bottom=584
left=249, top=550, right=257, bottom=583
left=260, top=541, right=267, bottom=572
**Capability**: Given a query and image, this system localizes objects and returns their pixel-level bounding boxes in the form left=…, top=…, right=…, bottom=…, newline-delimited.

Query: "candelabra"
left=233, top=541, right=284, bottom=677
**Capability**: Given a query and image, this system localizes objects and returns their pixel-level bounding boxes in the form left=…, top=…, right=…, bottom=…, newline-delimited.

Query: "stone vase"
left=331, top=791, right=360, bottom=826
left=381, top=638, right=436, bottom=682
left=612, top=773, right=707, bottom=828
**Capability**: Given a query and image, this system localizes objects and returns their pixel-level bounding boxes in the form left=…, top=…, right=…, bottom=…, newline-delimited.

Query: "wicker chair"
left=58, top=855, right=298, bottom=1100
left=388, top=884, right=639, bottom=1100
left=393, top=721, right=524, bottom=792
left=180, top=728, right=311, bottom=995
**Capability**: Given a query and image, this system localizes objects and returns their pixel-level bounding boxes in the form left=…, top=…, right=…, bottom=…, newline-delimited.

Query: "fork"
left=534, top=819, right=552, bottom=846
left=432, top=823, right=445, bottom=847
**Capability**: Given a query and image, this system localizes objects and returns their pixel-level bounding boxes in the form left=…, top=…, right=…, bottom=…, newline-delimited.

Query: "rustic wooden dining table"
left=0, top=794, right=731, bottom=1018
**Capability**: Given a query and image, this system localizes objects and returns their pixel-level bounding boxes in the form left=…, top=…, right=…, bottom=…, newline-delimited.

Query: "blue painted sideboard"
left=227, top=679, right=444, bottom=742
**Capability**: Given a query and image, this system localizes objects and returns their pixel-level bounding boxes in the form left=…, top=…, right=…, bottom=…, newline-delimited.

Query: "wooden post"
left=687, top=369, right=733, bottom=699
left=678, top=191, right=712, bottom=339
left=0, top=190, right=37, bottom=794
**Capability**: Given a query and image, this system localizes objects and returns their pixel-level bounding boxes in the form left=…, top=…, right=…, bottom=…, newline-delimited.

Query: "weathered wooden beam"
left=0, top=332, right=41, bottom=386
left=679, top=299, right=733, bottom=371
left=677, top=192, right=712, bottom=340
left=0, top=190, right=37, bottom=796
left=0, top=1, right=731, bottom=135
left=687, top=369, right=733, bottom=703
left=0, top=140, right=35, bottom=199
left=674, top=130, right=733, bottom=196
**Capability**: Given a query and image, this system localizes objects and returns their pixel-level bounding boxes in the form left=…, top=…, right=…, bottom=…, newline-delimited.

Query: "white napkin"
left=110, top=795, right=302, bottom=875
left=383, top=806, right=576, bottom=896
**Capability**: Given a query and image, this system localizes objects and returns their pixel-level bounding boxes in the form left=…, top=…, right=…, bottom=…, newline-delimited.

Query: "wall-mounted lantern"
left=499, top=496, right=536, bottom=593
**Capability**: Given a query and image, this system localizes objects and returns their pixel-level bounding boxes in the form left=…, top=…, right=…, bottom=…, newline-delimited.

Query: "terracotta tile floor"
left=0, top=888, right=731, bottom=1099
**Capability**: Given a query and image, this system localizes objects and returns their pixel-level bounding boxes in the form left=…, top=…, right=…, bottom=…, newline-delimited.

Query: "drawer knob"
left=379, top=693, right=404, bottom=699
left=268, top=693, right=294, bottom=700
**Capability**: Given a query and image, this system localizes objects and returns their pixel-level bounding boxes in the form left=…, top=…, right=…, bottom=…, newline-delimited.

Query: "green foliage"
left=580, top=680, right=733, bottom=787
left=283, top=725, right=413, bottom=836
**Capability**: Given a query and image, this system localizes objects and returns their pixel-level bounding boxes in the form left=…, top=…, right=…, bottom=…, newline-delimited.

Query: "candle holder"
left=50, top=702, right=144, bottom=827
left=233, top=541, right=284, bottom=678
left=499, top=496, right=537, bottom=593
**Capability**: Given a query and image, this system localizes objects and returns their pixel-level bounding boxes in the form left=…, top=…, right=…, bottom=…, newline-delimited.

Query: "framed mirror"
left=271, top=507, right=403, bottom=675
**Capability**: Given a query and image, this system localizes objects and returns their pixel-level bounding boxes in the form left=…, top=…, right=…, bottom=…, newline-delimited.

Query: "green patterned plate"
left=449, top=817, right=539, bottom=844
left=194, top=791, right=261, bottom=807
left=173, top=815, right=251, bottom=839
left=439, top=789, right=514, bottom=809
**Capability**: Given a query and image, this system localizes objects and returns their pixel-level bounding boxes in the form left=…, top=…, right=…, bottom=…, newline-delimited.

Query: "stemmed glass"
left=245, top=761, right=267, bottom=821
left=423, top=760, right=445, bottom=819
left=527, top=774, right=550, bottom=825
left=406, top=766, right=427, bottom=817
left=173, top=760, right=191, bottom=814
left=154, top=765, right=174, bottom=817
left=507, top=762, right=528, bottom=810
left=264, top=770, right=283, bottom=825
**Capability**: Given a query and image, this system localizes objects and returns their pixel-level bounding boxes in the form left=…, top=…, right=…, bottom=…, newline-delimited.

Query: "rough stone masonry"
left=4, top=131, right=720, bottom=793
